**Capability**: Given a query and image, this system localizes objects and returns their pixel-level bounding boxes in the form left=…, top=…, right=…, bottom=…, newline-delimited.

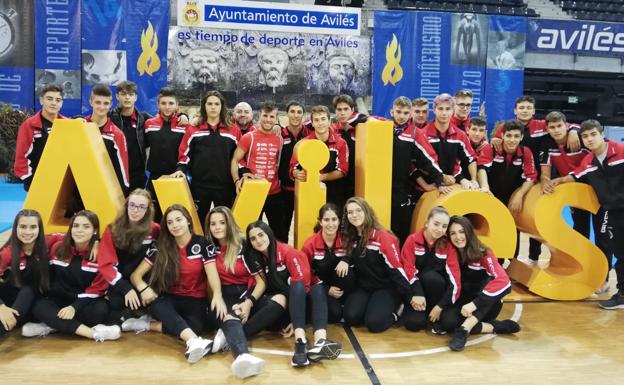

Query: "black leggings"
left=343, top=287, right=400, bottom=333
left=0, top=285, right=37, bottom=336
left=243, top=295, right=287, bottom=339
left=403, top=269, right=448, bottom=331
left=290, top=281, right=327, bottom=331
left=263, top=193, right=288, bottom=243
left=191, top=185, right=235, bottom=226
left=326, top=267, right=357, bottom=323
left=440, top=297, right=504, bottom=333
left=31, top=296, right=109, bottom=334
left=148, top=294, right=207, bottom=337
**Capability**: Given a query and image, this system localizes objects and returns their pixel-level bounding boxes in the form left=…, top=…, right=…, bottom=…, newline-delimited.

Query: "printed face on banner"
left=190, top=48, right=220, bottom=85
left=35, top=70, right=81, bottom=101
left=257, top=47, right=290, bottom=88
left=82, top=50, right=127, bottom=86
left=486, top=31, right=525, bottom=71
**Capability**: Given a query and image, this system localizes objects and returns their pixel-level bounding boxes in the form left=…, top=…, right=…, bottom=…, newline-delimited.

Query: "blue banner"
left=81, top=0, right=168, bottom=115
left=485, top=15, right=526, bottom=132
left=527, top=19, right=624, bottom=58
left=0, top=1, right=35, bottom=110
left=372, top=11, right=487, bottom=118
left=35, top=0, right=81, bottom=117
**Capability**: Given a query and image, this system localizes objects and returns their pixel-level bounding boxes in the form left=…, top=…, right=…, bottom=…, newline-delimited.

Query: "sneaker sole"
left=291, top=357, right=310, bottom=367
left=186, top=345, right=212, bottom=364
left=449, top=343, right=466, bottom=352
left=232, top=358, right=266, bottom=378
left=599, top=303, right=624, bottom=310
left=307, top=343, right=342, bottom=362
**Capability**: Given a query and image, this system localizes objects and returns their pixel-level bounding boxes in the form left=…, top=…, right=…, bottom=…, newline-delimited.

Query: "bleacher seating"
left=384, top=0, right=538, bottom=16
left=555, top=0, right=624, bottom=22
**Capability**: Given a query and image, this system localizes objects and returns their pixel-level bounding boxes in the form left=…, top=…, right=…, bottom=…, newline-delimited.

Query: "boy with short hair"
left=14, top=84, right=65, bottom=190
left=478, top=120, right=537, bottom=261
left=109, top=81, right=151, bottom=190
left=553, top=120, right=624, bottom=309
left=86, top=84, right=129, bottom=195
left=411, top=97, right=429, bottom=129
left=231, top=101, right=286, bottom=241
left=451, top=89, right=473, bottom=131
left=466, top=116, right=488, bottom=157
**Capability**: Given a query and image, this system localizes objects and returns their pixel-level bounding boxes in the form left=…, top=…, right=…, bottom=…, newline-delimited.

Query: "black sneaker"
left=599, top=293, right=624, bottom=310
left=291, top=338, right=309, bottom=367
left=490, top=319, right=521, bottom=334
left=448, top=327, right=469, bottom=352
left=307, top=338, right=342, bottom=362
left=431, top=322, right=447, bottom=335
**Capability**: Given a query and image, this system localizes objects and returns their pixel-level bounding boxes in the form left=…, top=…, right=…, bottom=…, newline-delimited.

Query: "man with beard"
left=257, top=48, right=290, bottom=92
left=190, top=48, right=220, bottom=87
left=231, top=102, right=256, bottom=135
left=328, top=54, right=356, bottom=95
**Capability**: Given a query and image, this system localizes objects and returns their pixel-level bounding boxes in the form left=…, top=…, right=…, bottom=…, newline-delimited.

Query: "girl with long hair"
left=25, top=210, right=120, bottom=341
left=128, top=204, right=224, bottom=364
left=204, top=206, right=265, bottom=378
left=301, top=203, right=356, bottom=323
left=170, top=90, right=241, bottom=224
left=0, top=210, right=52, bottom=337
left=245, top=221, right=322, bottom=368
left=442, top=215, right=520, bottom=351
left=400, top=206, right=461, bottom=333
left=98, top=189, right=160, bottom=324
left=341, top=197, right=413, bottom=333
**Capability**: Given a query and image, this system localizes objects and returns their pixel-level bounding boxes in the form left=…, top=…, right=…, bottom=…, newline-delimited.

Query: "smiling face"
left=40, top=91, right=63, bottom=119
left=166, top=210, right=191, bottom=239
left=71, top=215, right=96, bottom=248
left=346, top=202, right=365, bottom=230
left=287, top=105, right=304, bottom=128
left=448, top=222, right=467, bottom=249
left=127, top=194, right=150, bottom=224
left=467, top=124, right=487, bottom=144
left=89, top=94, right=112, bottom=120
left=16, top=216, right=40, bottom=246
left=233, top=103, right=253, bottom=127
left=320, top=209, right=340, bottom=237
left=502, top=129, right=523, bottom=154
left=158, top=96, right=178, bottom=119
left=259, top=108, right=278, bottom=133
left=424, top=213, right=449, bottom=241
left=209, top=212, right=227, bottom=243
left=514, top=101, right=535, bottom=123
left=312, top=111, right=330, bottom=136
left=248, top=227, right=270, bottom=254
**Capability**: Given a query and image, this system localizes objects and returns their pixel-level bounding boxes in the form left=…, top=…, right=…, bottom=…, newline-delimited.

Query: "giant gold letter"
left=152, top=178, right=203, bottom=235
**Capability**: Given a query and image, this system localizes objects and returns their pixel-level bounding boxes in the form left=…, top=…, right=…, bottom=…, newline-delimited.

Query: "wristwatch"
left=0, top=8, right=16, bottom=58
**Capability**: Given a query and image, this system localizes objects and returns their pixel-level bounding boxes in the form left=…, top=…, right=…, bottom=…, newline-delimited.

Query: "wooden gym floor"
left=2, top=234, right=624, bottom=384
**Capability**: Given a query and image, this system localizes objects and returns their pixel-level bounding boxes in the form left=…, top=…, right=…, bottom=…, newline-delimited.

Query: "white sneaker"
left=211, top=328, right=230, bottom=353
left=595, top=281, right=611, bottom=295
left=185, top=337, right=212, bottom=364
left=121, top=314, right=152, bottom=333
left=231, top=353, right=265, bottom=379
left=92, top=324, right=121, bottom=342
left=22, top=322, right=56, bottom=337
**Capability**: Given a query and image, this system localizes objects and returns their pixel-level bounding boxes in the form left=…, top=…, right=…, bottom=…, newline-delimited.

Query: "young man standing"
left=332, top=94, right=368, bottom=202
left=466, top=116, right=488, bottom=157
left=278, top=101, right=309, bottom=236
left=422, top=93, right=478, bottom=190
left=14, top=84, right=64, bottom=191
left=411, top=97, right=429, bottom=129
left=291, top=105, right=348, bottom=209
left=144, top=88, right=188, bottom=219
left=231, top=102, right=256, bottom=135
left=388, top=97, right=447, bottom=245
left=109, top=81, right=151, bottom=191
left=86, top=84, right=129, bottom=195
left=553, top=120, right=624, bottom=309
left=450, top=89, right=473, bottom=132
left=231, top=101, right=286, bottom=241
left=478, top=120, right=537, bottom=260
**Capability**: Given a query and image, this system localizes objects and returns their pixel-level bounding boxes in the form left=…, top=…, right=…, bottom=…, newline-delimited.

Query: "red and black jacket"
left=97, top=223, right=160, bottom=296
left=459, top=249, right=511, bottom=308
left=300, top=231, right=348, bottom=286
left=478, top=143, right=537, bottom=204
left=344, top=230, right=412, bottom=300
left=572, top=141, right=624, bottom=210
left=144, top=113, right=188, bottom=179
left=278, top=124, right=310, bottom=192
left=450, top=115, right=470, bottom=132
left=85, top=116, right=130, bottom=195
left=540, top=134, right=589, bottom=178
left=331, top=112, right=368, bottom=196
left=400, top=230, right=461, bottom=308
left=48, top=237, right=110, bottom=311
left=494, top=118, right=550, bottom=177
left=144, top=234, right=213, bottom=298
left=290, top=130, right=349, bottom=205
left=231, top=121, right=257, bottom=136
left=259, top=242, right=311, bottom=294
left=13, top=111, right=64, bottom=190
left=208, top=243, right=262, bottom=288
left=422, top=122, right=476, bottom=181
left=176, top=122, right=241, bottom=190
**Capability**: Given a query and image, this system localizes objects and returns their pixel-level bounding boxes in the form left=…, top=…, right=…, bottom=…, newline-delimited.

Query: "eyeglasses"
left=456, top=103, right=472, bottom=109
left=128, top=203, right=148, bottom=211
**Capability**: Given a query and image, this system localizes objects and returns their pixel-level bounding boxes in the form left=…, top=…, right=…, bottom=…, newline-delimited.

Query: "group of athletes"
left=1, top=81, right=623, bottom=378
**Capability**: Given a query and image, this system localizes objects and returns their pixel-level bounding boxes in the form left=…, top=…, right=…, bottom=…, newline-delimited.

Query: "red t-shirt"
left=238, top=129, right=283, bottom=195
